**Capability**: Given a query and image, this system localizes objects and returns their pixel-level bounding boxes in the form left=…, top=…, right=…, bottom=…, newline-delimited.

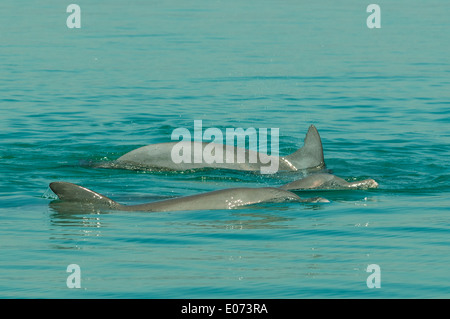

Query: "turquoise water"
left=1, top=0, right=449, bottom=298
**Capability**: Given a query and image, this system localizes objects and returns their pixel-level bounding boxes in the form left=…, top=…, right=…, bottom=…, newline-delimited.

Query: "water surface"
left=0, top=0, right=449, bottom=298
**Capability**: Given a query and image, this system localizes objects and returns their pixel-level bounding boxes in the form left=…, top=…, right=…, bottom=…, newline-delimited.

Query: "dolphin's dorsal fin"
left=285, top=125, right=325, bottom=170
left=49, top=182, right=121, bottom=209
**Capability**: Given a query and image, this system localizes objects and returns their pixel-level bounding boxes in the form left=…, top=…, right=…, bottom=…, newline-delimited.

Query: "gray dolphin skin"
left=49, top=182, right=328, bottom=212
left=280, top=173, right=379, bottom=190
left=112, top=125, right=325, bottom=173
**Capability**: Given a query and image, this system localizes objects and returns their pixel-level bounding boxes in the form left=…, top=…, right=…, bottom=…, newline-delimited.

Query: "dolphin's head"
left=364, top=179, right=379, bottom=188
left=350, top=178, right=379, bottom=189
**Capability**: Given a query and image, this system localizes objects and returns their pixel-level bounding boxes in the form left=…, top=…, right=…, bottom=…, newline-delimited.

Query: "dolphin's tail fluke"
left=49, top=182, right=122, bottom=209
left=285, top=125, right=325, bottom=170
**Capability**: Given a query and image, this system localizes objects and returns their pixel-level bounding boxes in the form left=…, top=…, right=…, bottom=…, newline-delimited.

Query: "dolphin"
left=105, top=125, right=325, bottom=174
left=49, top=181, right=329, bottom=213
left=280, top=173, right=379, bottom=191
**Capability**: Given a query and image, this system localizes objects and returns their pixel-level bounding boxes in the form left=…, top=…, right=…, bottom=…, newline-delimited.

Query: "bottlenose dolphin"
left=107, top=125, right=325, bottom=174
left=49, top=181, right=329, bottom=212
left=280, top=173, right=379, bottom=190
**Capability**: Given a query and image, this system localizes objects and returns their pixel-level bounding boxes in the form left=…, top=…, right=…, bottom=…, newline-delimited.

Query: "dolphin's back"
left=114, top=125, right=325, bottom=172
left=49, top=182, right=301, bottom=212
left=280, top=173, right=344, bottom=190
left=280, top=173, right=378, bottom=190
left=49, top=182, right=122, bottom=209
left=116, top=141, right=276, bottom=171
left=129, top=187, right=301, bottom=211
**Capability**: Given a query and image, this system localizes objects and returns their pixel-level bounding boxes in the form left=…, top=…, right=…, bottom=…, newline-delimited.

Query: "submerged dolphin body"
left=280, top=173, right=379, bottom=190
left=49, top=182, right=328, bottom=212
left=108, top=125, right=325, bottom=173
